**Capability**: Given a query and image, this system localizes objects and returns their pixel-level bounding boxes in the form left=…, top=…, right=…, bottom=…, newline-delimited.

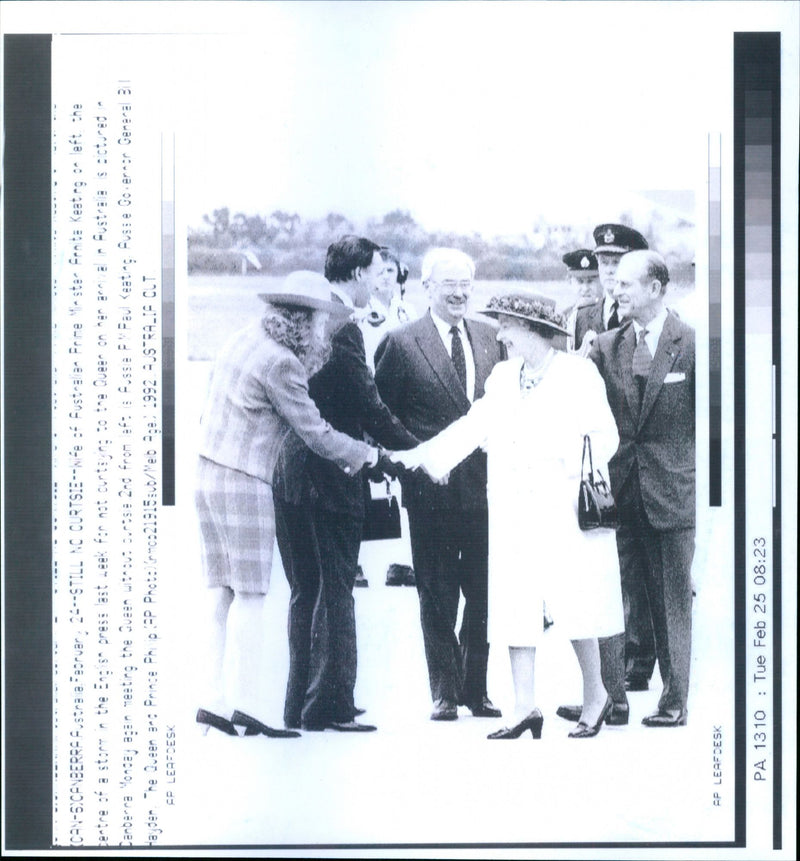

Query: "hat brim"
left=593, top=246, right=631, bottom=256
left=258, top=293, right=353, bottom=318
left=478, top=307, right=569, bottom=335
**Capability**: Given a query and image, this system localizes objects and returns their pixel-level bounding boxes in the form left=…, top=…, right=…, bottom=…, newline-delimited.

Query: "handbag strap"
left=581, top=434, right=594, bottom=481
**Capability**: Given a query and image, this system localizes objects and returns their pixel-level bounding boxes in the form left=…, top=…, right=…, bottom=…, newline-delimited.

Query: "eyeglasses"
left=430, top=280, right=473, bottom=290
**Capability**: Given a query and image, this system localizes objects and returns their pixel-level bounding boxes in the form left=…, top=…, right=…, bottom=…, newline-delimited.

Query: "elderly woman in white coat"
left=195, top=271, right=381, bottom=738
left=393, top=293, right=624, bottom=739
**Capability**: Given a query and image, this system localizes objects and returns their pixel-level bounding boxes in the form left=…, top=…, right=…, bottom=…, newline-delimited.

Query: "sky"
left=17, top=0, right=798, bottom=239
left=164, top=1, right=736, bottom=235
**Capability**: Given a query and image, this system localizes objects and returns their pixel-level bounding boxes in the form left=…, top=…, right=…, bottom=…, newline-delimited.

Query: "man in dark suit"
left=375, top=248, right=504, bottom=721
left=589, top=250, right=696, bottom=726
left=273, top=235, right=418, bottom=733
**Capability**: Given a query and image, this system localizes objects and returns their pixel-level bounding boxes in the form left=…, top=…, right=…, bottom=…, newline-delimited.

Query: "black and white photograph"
left=2, top=1, right=798, bottom=857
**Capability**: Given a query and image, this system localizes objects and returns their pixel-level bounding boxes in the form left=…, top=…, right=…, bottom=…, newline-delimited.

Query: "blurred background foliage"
left=188, top=206, right=696, bottom=283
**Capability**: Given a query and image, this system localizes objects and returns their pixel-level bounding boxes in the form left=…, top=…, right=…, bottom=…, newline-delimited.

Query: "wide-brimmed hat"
left=479, top=292, right=569, bottom=335
left=259, top=270, right=352, bottom=318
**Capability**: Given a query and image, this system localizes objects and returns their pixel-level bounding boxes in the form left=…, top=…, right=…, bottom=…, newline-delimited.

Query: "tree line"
left=188, top=207, right=696, bottom=283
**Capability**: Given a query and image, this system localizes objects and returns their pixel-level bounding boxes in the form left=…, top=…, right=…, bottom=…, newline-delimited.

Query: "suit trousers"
left=406, top=505, right=490, bottom=708
left=616, top=473, right=695, bottom=713
left=275, top=499, right=363, bottom=728
left=615, top=466, right=657, bottom=683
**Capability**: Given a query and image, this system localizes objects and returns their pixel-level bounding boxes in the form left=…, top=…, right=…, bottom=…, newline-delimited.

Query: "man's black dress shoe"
left=385, top=563, right=415, bottom=586
left=231, top=710, right=301, bottom=738
left=430, top=701, right=458, bottom=721
left=465, top=697, right=502, bottom=718
left=328, top=720, right=377, bottom=732
left=642, top=709, right=687, bottom=727
left=625, top=676, right=649, bottom=692
left=568, top=697, right=612, bottom=738
left=302, top=719, right=377, bottom=732
left=556, top=701, right=629, bottom=725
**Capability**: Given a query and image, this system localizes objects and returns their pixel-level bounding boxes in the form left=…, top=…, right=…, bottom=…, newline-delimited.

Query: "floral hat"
left=479, top=292, right=569, bottom=335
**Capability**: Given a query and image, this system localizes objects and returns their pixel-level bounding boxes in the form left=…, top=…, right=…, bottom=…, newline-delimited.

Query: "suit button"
left=344, top=467, right=351, bottom=474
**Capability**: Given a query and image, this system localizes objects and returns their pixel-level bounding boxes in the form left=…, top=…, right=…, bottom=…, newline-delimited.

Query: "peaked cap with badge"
left=592, top=224, right=649, bottom=255
left=562, top=249, right=598, bottom=273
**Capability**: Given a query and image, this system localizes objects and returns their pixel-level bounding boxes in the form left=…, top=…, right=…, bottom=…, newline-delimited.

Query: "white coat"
left=417, top=351, right=624, bottom=647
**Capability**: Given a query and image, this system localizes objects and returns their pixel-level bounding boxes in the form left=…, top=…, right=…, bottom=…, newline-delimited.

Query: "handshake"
left=365, top=447, right=448, bottom=485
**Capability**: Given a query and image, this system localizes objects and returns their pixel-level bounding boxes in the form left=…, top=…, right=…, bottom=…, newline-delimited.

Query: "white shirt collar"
left=430, top=308, right=466, bottom=338
left=632, top=307, right=669, bottom=356
left=632, top=307, right=668, bottom=340
left=329, top=284, right=354, bottom=309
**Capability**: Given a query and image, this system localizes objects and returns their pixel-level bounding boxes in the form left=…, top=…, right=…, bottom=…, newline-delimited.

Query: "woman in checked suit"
left=194, top=271, right=381, bottom=738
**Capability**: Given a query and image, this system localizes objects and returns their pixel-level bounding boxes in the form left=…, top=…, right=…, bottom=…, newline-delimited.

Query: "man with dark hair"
left=375, top=247, right=504, bottom=722
left=273, top=235, right=417, bottom=733
left=324, top=234, right=384, bottom=290
left=589, top=250, right=696, bottom=727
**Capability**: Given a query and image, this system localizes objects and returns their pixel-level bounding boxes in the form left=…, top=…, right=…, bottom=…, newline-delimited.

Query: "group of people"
left=194, top=223, right=696, bottom=742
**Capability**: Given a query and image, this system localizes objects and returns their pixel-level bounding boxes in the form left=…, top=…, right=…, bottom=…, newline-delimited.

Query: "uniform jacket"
left=273, top=316, right=418, bottom=515
left=589, top=312, right=696, bottom=530
left=199, top=320, right=371, bottom=483
left=574, top=298, right=607, bottom=351
left=374, top=312, right=505, bottom=512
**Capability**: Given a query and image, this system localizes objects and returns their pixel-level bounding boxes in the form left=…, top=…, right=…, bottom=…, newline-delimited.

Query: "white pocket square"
left=664, top=372, right=686, bottom=383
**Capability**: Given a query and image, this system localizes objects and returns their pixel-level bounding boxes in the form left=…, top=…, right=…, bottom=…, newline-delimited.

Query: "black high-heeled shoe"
left=487, top=708, right=543, bottom=740
left=196, top=708, right=239, bottom=736
left=231, top=709, right=301, bottom=739
left=568, top=696, right=612, bottom=738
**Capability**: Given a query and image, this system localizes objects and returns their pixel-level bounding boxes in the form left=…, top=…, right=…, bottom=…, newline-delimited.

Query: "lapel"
left=414, top=313, right=472, bottom=413
left=464, top=318, right=494, bottom=398
left=615, top=322, right=640, bottom=421
left=638, top=312, right=682, bottom=429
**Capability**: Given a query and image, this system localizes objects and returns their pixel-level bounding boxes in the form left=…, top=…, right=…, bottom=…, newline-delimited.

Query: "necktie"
left=450, top=326, right=467, bottom=392
left=607, top=301, right=620, bottom=330
left=632, top=328, right=652, bottom=378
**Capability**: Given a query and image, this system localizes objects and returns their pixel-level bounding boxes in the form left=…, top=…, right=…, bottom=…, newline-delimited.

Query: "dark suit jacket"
left=574, top=298, right=607, bottom=350
left=589, top=311, right=695, bottom=531
left=374, top=312, right=505, bottom=512
left=273, top=317, right=418, bottom=516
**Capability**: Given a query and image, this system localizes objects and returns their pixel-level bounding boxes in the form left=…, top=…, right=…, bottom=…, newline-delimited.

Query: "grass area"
left=187, top=274, right=695, bottom=361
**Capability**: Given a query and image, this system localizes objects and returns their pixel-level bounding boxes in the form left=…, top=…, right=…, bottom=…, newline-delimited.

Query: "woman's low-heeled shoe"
left=568, top=697, right=612, bottom=738
left=487, top=708, right=543, bottom=740
left=196, top=708, right=239, bottom=736
left=231, top=709, right=301, bottom=739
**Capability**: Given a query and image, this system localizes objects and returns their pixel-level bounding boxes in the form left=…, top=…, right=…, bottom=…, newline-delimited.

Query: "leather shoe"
left=625, top=676, right=649, bottom=692
left=231, top=710, right=301, bottom=739
left=568, top=697, right=612, bottom=739
left=605, top=701, right=630, bottom=726
left=556, top=701, right=629, bottom=725
left=465, top=696, right=502, bottom=718
left=302, top=719, right=377, bottom=732
left=354, top=565, right=369, bottom=588
left=386, top=563, right=415, bottom=586
left=430, top=700, right=458, bottom=721
left=328, top=720, right=377, bottom=732
left=642, top=709, right=687, bottom=727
